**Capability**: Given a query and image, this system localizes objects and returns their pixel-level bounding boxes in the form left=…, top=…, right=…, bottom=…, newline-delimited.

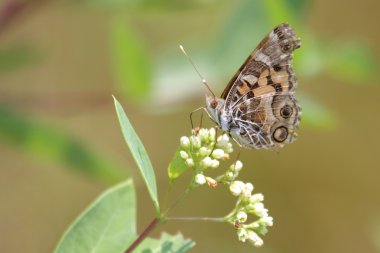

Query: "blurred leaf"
left=0, top=45, right=40, bottom=74
left=113, top=96, right=160, bottom=213
left=168, top=147, right=189, bottom=181
left=54, top=179, right=136, bottom=253
left=298, top=95, right=338, bottom=130
left=135, top=232, right=195, bottom=253
left=326, top=41, right=378, bottom=85
left=110, top=20, right=152, bottom=102
left=0, top=105, right=126, bottom=182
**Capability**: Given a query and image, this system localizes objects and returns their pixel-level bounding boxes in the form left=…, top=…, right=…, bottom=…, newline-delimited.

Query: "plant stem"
left=167, top=216, right=226, bottom=222
left=124, top=217, right=160, bottom=253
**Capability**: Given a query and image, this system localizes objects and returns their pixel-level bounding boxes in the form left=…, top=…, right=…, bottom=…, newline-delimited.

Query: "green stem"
left=167, top=216, right=226, bottom=222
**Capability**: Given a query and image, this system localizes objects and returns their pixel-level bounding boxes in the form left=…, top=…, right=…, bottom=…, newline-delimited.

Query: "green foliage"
left=54, top=179, right=137, bottom=253
left=0, top=105, right=126, bottom=182
left=168, top=147, right=189, bottom=181
left=113, top=96, right=159, bottom=212
left=110, top=20, right=152, bottom=102
left=135, top=232, right=195, bottom=253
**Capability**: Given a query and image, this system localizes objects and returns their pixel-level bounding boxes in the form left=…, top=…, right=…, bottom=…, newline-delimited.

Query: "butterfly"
left=205, top=23, right=301, bottom=150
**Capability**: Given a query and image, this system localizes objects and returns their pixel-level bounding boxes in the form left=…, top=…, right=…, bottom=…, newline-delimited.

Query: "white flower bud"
left=180, top=136, right=190, bottom=148
left=226, top=143, right=233, bottom=153
left=195, top=174, right=206, bottom=185
left=211, top=149, right=225, bottom=159
left=253, top=202, right=268, bottom=217
left=231, top=160, right=243, bottom=172
left=206, top=177, right=218, bottom=188
left=260, top=216, right=273, bottom=226
left=210, top=159, right=220, bottom=169
left=230, top=180, right=245, bottom=196
left=185, top=158, right=194, bottom=168
left=237, top=228, right=249, bottom=242
left=199, top=147, right=210, bottom=157
left=245, top=183, right=254, bottom=193
left=199, top=128, right=209, bottom=142
left=201, top=156, right=212, bottom=168
left=190, top=135, right=201, bottom=149
left=247, top=230, right=263, bottom=247
left=179, top=150, right=189, bottom=160
left=237, top=211, right=247, bottom=223
left=250, top=193, right=264, bottom=204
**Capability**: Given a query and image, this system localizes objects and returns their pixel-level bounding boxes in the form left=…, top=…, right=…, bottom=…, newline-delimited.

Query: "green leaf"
left=168, top=147, right=189, bottom=181
left=0, top=105, right=126, bottom=183
left=110, top=20, right=152, bottom=102
left=113, top=96, right=159, bottom=212
left=54, top=179, right=136, bottom=253
left=298, top=95, right=338, bottom=130
left=135, top=232, right=195, bottom=253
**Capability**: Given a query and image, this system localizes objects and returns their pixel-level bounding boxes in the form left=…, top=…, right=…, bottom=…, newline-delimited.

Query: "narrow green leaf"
left=110, top=20, right=152, bottom=102
left=298, top=95, right=338, bottom=130
left=54, top=179, right=136, bottom=253
left=135, top=232, right=195, bottom=253
left=113, top=96, right=159, bottom=212
left=168, top=147, right=189, bottom=181
left=0, top=105, right=126, bottom=182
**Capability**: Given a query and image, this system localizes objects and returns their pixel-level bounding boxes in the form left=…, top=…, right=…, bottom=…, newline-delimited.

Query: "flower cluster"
left=177, top=128, right=273, bottom=247
left=228, top=180, right=273, bottom=247
left=178, top=128, right=234, bottom=188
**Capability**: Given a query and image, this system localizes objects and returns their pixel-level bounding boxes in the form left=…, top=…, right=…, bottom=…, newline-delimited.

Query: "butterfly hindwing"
left=223, top=23, right=301, bottom=149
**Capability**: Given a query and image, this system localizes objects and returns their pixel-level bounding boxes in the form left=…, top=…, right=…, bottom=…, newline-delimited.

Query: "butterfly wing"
left=222, top=23, right=301, bottom=149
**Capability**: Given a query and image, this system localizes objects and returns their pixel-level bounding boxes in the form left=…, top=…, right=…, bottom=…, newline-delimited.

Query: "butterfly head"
left=205, top=95, right=225, bottom=125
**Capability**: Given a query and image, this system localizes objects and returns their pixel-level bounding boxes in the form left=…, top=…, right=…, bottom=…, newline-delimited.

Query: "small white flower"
left=249, top=193, right=264, bottom=204
left=206, top=177, right=218, bottom=188
left=195, top=174, right=206, bottom=185
left=245, top=183, right=254, bottom=193
left=253, top=202, right=268, bottom=217
left=237, top=211, right=248, bottom=223
left=230, top=180, right=245, bottom=196
left=231, top=160, right=243, bottom=172
left=260, top=216, right=273, bottom=226
left=179, top=150, right=188, bottom=160
left=199, top=147, right=210, bottom=157
left=190, top=135, right=201, bottom=149
left=180, top=136, right=190, bottom=148
left=202, top=156, right=212, bottom=168
left=210, top=159, right=220, bottom=169
left=217, top=134, right=230, bottom=146
left=237, top=228, right=249, bottom=242
left=185, top=158, right=194, bottom=168
left=199, top=128, right=209, bottom=142
left=211, top=149, right=225, bottom=159
left=247, top=230, right=264, bottom=247
left=226, top=143, right=234, bottom=153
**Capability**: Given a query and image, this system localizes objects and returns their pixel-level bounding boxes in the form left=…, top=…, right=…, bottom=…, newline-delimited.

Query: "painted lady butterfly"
left=205, top=23, right=301, bottom=150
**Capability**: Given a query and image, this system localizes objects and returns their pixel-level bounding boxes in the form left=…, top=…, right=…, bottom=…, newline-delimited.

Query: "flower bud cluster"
left=176, top=128, right=273, bottom=247
left=178, top=128, right=234, bottom=188
left=228, top=179, right=273, bottom=247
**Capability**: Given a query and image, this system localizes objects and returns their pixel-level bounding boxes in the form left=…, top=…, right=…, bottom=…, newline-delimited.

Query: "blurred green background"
left=1, top=0, right=380, bottom=252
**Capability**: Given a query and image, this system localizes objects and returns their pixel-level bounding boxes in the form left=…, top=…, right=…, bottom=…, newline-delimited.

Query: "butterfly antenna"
left=179, top=45, right=216, bottom=98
